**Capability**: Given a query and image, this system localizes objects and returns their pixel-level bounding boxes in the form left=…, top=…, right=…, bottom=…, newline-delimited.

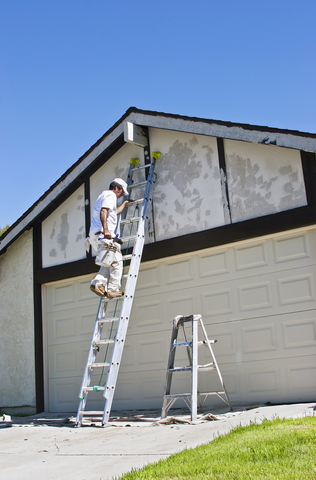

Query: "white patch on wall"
left=42, top=186, right=86, bottom=267
left=149, top=128, right=225, bottom=241
left=225, top=140, right=307, bottom=222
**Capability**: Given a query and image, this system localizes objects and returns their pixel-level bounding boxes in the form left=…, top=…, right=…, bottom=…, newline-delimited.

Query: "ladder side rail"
left=76, top=298, right=105, bottom=425
left=161, top=323, right=179, bottom=419
left=191, top=317, right=198, bottom=421
left=116, top=161, right=135, bottom=234
left=199, top=319, right=232, bottom=410
left=140, top=160, right=156, bottom=222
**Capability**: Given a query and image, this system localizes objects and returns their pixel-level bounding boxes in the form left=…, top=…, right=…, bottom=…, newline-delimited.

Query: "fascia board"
left=128, top=111, right=316, bottom=153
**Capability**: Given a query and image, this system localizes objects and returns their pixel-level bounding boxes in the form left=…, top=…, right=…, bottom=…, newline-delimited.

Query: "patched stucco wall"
left=42, top=185, right=86, bottom=268
left=150, top=128, right=225, bottom=241
left=225, top=140, right=307, bottom=222
left=0, top=230, right=36, bottom=413
left=89, top=143, right=145, bottom=208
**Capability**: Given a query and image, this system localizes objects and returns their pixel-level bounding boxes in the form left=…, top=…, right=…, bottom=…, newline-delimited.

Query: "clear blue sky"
left=1, top=0, right=315, bottom=228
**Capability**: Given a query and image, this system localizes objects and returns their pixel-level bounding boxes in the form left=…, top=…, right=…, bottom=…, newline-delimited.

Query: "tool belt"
left=95, top=239, right=118, bottom=267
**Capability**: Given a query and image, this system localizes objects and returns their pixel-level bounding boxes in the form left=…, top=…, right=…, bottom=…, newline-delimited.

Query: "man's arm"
left=100, top=208, right=111, bottom=239
left=116, top=199, right=133, bottom=215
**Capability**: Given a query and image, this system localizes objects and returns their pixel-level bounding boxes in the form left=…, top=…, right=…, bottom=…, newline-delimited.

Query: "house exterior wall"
left=225, top=140, right=307, bottom=222
left=0, top=230, right=36, bottom=414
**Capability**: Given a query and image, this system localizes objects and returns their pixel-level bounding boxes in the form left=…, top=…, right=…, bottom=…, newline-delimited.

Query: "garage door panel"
left=47, top=306, right=96, bottom=345
left=164, top=256, right=196, bottom=287
left=165, top=294, right=197, bottom=322
left=46, top=274, right=96, bottom=313
left=48, top=378, right=79, bottom=412
left=131, top=263, right=161, bottom=292
left=286, top=358, right=316, bottom=396
left=277, top=271, right=315, bottom=307
left=273, top=231, right=313, bottom=265
left=121, top=333, right=168, bottom=374
left=201, top=287, right=234, bottom=319
left=128, top=296, right=165, bottom=334
left=48, top=341, right=91, bottom=379
left=282, top=312, right=316, bottom=351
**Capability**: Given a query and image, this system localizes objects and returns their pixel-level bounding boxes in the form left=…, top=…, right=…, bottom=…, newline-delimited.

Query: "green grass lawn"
left=118, top=416, right=316, bottom=479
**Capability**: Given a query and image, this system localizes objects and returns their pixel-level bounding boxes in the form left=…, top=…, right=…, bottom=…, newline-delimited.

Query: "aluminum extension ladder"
left=76, top=154, right=158, bottom=426
left=161, top=314, right=232, bottom=421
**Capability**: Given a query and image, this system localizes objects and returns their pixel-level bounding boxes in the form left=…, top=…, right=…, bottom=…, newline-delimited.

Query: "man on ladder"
left=87, top=178, right=133, bottom=299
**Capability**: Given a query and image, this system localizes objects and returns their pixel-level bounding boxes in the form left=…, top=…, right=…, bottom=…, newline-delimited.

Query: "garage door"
left=44, top=226, right=316, bottom=412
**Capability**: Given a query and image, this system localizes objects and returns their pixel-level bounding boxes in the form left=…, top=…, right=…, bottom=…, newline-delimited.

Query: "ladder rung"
left=82, top=386, right=105, bottom=392
left=120, top=235, right=137, bottom=243
left=79, top=411, right=104, bottom=416
left=131, top=164, right=151, bottom=172
left=129, top=181, right=147, bottom=189
left=98, top=317, right=119, bottom=324
left=88, top=362, right=110, bottom=368
left=120, top=216, right=140, bottom=225
left=94, top=339, right=115, bottom=346
left=122, top=254, right=133, bottom=260
left=127, top=198, right=143, bottom=205
left=169, top=366, right=191, bottom=373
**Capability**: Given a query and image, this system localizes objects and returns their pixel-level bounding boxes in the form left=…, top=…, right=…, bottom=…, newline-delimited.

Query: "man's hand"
left=103, top=228, right=112, bottom=239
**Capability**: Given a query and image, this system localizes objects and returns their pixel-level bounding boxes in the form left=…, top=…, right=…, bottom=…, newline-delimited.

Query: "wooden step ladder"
left=161, top=314, right=232, bottom=421
left=76, top=152, right=158, bottom=426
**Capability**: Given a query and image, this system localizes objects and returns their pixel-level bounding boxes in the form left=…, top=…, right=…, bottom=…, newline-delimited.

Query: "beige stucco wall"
left=0, top=229, right=36, bottom=414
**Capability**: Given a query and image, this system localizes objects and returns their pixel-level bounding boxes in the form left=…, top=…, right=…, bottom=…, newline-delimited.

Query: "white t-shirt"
left=90, top=190, right=117, bottom=237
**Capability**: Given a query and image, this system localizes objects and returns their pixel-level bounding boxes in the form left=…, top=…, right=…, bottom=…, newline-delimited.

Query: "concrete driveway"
left=0, top=403, right=315, bottom=480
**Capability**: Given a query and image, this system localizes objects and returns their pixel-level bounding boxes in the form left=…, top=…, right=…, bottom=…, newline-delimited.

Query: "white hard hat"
left=113, top=178, right=129, bottom=196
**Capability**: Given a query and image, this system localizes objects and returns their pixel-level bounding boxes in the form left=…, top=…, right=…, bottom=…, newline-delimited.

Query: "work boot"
left=106, top=290, right=123, bottom=299
left=90, top=284, right=106, bottom=297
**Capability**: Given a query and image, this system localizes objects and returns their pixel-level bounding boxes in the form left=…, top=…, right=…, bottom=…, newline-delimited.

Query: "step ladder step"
left=198, top=363, right=215, bottom=371
left=88, top=362, right=110, bottom=368
left=122, top=254, right=133, bottom=261
left=98, top=317, right=119, bottom=324
left=169, top=366, right=191, bottom=373
left=173, top=341, right=191, bottom=348
left=198, top=340, right=216, bottom=345
left=164, top=391, right=225, bottom=399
